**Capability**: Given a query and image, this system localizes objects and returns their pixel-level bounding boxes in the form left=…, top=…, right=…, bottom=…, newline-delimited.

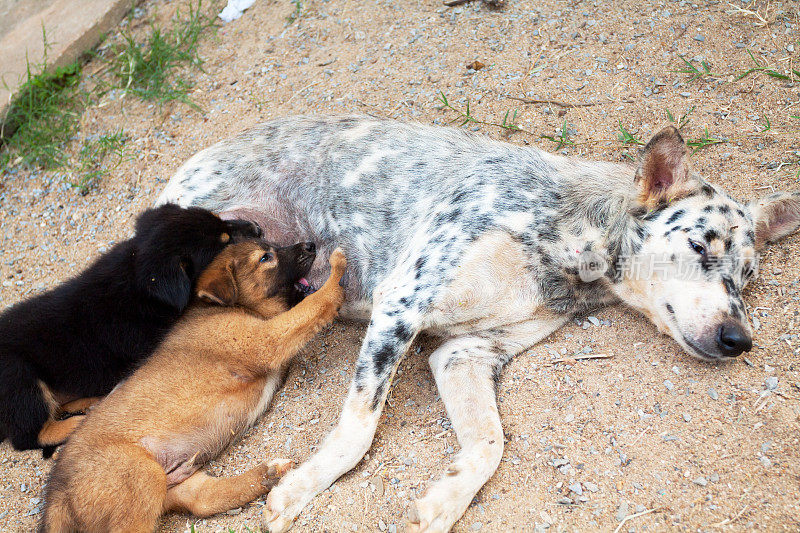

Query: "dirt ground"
left=1, top=0, right=799, bottom=531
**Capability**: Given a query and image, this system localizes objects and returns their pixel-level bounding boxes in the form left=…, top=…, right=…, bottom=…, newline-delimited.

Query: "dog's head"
left=133, top=204, right=262, bottom=311
left=194, top=239, right=317, bottom=315
left=616, top=126, right=800, bottom=361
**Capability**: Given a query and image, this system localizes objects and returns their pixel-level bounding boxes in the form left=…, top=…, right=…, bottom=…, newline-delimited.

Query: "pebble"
left=693, top=34, right=705, bottom=41
left=682, top=413, right=692, bottom=423
left=583, top=481, right=599, bottom=493
left=680, top=92, right=692, bottom=97
left=708, top=388, right=719, bottom=400
left=378, top=519, right=387, bottom=531
left=587, top=316, right=600, bottom=326
left=760, top=456, right=772, bottom=467
left=470, top=522, right=483, bottom=531
left=709, top=473, right=720, bottom=483
left=664, top=379, right=674, bottom=391
left=765, top=376, right=778, bottom=390
left=693, top=476, right=707, bottom=486
left=617, top=501, right=629, bottom=522
left=569, top=482, right=583, bottom=495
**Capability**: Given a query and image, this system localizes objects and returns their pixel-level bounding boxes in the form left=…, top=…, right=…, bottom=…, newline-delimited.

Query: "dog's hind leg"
left=59, top=397, right=101, bottom=415
left=164, top=458, right=292, bottom=518
left=407, top=337, right=504, bottom=533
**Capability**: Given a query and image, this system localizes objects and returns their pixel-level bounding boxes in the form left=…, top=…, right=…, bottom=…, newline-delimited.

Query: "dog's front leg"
left=409, top=317, right=567, bottom=532
left=263, top=278, right=426, bottom=532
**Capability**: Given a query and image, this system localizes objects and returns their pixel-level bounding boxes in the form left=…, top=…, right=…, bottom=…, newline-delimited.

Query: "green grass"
left=665, top=106, right=695, bottom=130
left=69, top=132, right=127, bottom=194
left=286, top=0, right=303, bottom=24
left=675, top=51, right=800, bottom=84
left=102, top=0, right=217, bottom=108
left=617, top=121, right=644, bottom=146
left=0, top=44, right=86, bottom=170
left=437, top=91, right=524, bottom=134
left=541, top=120, right=574, bottom=150
left=686, top=126, right=726, bottom=154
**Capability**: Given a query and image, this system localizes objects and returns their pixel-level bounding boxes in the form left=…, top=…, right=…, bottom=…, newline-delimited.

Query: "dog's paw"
left=405, top=498, right=458, bottom=533
left=261, top=458, right=293, bottom=489
left=328, top=248, right=347, bottom=276
left=263, top=486, right=300, bottom=533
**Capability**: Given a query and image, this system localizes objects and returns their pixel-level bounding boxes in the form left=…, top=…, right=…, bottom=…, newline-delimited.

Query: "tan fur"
left=34, top=384, right=99, bottom=448
left=41, top=242, right=346, bottom=533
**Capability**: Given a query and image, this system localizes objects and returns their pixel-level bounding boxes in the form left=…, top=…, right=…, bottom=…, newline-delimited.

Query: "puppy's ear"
left=196, top=260, right=237, bottom=306
left=634, top=126, right=698, bottom=210
left=749, top=191, right=800, bottom=250
left=141, top=255, right=192, bottom=311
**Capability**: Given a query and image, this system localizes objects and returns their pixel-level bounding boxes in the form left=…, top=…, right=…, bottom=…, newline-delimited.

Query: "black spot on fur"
left=666, top=209, right=685, bottom=224
left=704, top=229, right=719, bottom=243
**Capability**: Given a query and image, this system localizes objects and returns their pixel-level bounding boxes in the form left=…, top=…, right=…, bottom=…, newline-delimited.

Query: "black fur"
left=0, top=204, right=260, bottom=455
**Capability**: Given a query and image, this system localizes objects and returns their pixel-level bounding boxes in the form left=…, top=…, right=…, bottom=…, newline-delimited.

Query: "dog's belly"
left=139, top=372, right=285, bottom=486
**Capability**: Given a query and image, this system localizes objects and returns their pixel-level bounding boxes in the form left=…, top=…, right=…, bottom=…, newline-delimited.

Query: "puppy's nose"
left=302, top=242, right=316, bottom=254
left=717, top=322, right=752, bottom=357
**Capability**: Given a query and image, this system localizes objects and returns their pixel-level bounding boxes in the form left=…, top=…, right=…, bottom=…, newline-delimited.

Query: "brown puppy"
left=40, top=241, right=346, bottom=533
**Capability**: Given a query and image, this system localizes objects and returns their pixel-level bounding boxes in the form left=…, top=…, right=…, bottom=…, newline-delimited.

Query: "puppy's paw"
left=261, top=458, right=293, bottom=489
left=328, top=248, right=347, bottom=278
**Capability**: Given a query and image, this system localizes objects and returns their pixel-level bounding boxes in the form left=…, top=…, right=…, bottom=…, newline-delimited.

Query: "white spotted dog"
left=157, top=116, right=800, bottom=532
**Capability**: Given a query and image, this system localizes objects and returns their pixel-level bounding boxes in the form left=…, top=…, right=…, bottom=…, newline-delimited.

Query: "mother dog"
left=158, top=115, right=800, bottom=532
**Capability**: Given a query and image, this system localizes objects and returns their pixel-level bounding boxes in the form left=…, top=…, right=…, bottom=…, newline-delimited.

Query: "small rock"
left=470, top=522, right=483, bottom=531
left=617, top=501, right=629, bottom=522
left=765, top=376, right=778, bottom=390
left=378, top=519, right=387, bottom=531
left=680, top=91, right=692, bottom=97
left=587, top=316, right=600, bottom=326
left=682, top=413, right=692, bottom=423
left=569, top=482, right=583, bottom=495
left=753, top=316, right=761, bottom=330
left=584, top=481, right=599, bottom=493
left=693, top=477, right=707, bottom=486
left=709, top=473, right=720, bottom=483
left=21, top=483, right=27, bottom=493
left=466, top=60, right=485, bottom=71
left=760, top=456, right=772, bottom=467
left=708, top=388, right=719, bottom=400
left=664, top=379, right=674, bottom=391
left=693, top=34, right=705, bottom=41
left=557, top=496, right=573, bottom=505
left=226, top=508, right=241, bottom=515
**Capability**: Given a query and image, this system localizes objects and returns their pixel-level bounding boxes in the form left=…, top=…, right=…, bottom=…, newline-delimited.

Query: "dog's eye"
left=260, top=252, right=274, bottom=263
left=688, top=239, right=706, bottom=256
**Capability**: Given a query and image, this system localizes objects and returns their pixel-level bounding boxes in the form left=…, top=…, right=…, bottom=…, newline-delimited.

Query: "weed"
left=735, top=49, right=800, bottom=82
left=665, top=106, right=695, bottom=130
left=541, top=121, right=575, bottom=150
left=437, top=91, right=525, bottom=134
left=674, top=56, right=717, bottom=82
left=68, top=132, right=127, bottom=194
left=760, top=115, right=771, bottom=132
left=1, top=35, right=86, bottom=169
left=102, top=0, right=217, bottom=108
left=286, top=0, right=303, bottom=24
left=617, top=121, right=644, bottom=146
left=686, top=126, right=726, bottom=154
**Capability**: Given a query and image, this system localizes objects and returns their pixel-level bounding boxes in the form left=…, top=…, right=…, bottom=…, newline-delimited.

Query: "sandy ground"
left=1, top=0, right=799, bottom=531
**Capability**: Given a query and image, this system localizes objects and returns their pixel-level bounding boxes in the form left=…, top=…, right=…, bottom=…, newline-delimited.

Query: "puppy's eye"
left=260, top=252, right=274, bottom=263
left=688, top=239, right=706, bottom=256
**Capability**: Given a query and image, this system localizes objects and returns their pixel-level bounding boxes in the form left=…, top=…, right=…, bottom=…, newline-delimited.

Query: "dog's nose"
left=717, top=322, right=752, bottom=357
left=302, top=242, right=316, bottom=254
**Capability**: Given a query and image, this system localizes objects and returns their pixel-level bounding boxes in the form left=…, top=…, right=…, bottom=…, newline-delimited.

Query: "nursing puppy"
left=40, top=242, right=346, bottom=533
left=0, top=204, right=261, bottom=457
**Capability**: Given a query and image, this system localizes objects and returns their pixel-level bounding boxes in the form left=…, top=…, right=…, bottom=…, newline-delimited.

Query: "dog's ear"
left=196, top=260, right=237, bottom=306
left=634, top=126, right=698, bottom=210
left=749, top=191, right=800, bottom=250
left=141, top=255, right=193, bottom=311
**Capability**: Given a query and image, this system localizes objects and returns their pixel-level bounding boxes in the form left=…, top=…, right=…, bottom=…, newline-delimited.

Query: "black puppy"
left=0, top=204, right=261, bottom=457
